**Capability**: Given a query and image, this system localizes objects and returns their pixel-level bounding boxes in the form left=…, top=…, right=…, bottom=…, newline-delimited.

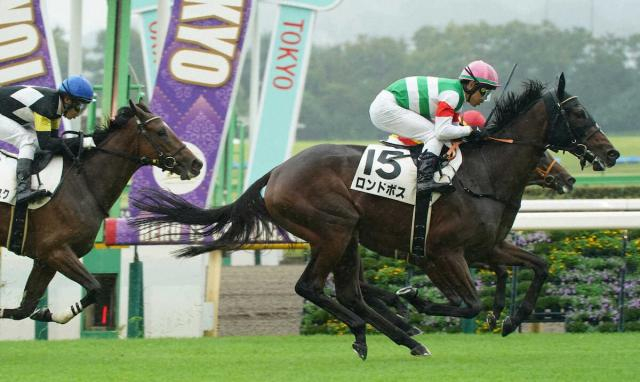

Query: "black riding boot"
left=16, top=158, right=49, bottom=205
left=416, top=151, right=455, bottom=195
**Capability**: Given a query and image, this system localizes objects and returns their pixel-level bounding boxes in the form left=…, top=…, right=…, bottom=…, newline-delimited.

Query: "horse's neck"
left=70, top=127, right=141, bottom=214
left=473, top=102, right=548, bottom=203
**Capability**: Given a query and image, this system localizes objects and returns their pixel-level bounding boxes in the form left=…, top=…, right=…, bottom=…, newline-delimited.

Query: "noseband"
left=136, top=116, right=187, bottom=170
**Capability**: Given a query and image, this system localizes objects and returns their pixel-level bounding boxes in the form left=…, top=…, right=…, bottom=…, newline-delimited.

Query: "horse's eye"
left=158, top=128, right=167, bottom=137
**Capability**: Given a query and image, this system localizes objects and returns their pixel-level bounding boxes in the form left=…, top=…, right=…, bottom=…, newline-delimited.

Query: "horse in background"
left=0, top=101, right=202, bottom=325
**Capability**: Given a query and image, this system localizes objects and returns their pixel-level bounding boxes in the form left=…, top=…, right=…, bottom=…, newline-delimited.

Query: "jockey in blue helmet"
left=0, top=75, right=96, bottom=204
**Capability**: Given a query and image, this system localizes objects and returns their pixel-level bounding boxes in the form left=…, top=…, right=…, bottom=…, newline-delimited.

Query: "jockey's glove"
left=82, top=137, right=96, bottom=149
left=465, top=126, right=489, bottom=143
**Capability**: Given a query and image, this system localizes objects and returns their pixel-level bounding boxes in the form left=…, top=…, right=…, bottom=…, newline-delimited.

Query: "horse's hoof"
left=486, top=312, right=497, bottom=330
left=352, top=342, right=367, bottom=361
left=410, top=344, right=431, bottom=357
left=501, top=316, right=516, bottom=337
left=406, top=326, right=423, bottom=337
left=396, top=287, right=418, bottom=300
left=30, top=308, right=53, bottom=322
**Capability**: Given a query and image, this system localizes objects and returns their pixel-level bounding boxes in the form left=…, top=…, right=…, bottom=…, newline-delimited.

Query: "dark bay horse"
left=360, top=150, right=577, bottom=336
left=528, top=151, right=575, bottom=194
left=0, top=101, right=202, bottom=325
left=132, top=75, right=618, bottom=358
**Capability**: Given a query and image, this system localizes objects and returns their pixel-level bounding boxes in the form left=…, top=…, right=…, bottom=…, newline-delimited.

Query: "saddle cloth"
left=0, top=151, right=63, bottom=209
left=350, top=143, right=462, bottom=205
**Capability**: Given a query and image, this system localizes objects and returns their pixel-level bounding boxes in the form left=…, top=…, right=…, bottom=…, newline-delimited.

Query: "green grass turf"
left=1, top=333, right=638, bottom=382
left=292, top=136, right=640, bottom=179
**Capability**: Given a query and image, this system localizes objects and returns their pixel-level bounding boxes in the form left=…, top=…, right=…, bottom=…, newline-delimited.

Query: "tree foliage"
left=297, top=22, right=640, bottom=140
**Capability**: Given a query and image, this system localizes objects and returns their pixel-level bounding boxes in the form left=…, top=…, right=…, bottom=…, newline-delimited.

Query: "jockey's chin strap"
left=93, top=115, right=187, bottom=172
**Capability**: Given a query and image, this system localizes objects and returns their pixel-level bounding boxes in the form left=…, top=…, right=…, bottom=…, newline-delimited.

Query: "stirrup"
left=16, top=189, right=51, bottom=205
left=417, top=181, right=455, bottom=195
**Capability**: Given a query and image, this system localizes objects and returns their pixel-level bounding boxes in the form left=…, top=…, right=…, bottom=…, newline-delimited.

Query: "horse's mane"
left=91, top=106, right=135, bottom=144
left=491, top=80, right=546, bottom=129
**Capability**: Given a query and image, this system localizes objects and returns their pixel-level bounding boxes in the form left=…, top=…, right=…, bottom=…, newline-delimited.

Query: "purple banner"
left=128, top=0, right=253, bottom=219
left=0, top=0, right=59, bottom=153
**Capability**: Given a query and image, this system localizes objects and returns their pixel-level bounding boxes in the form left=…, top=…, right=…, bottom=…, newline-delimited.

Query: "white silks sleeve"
left=433, top=90, right=472, bottom=141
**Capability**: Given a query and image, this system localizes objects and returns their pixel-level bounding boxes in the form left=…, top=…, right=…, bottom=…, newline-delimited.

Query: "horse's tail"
left=130, top=172, right=275, bottom=257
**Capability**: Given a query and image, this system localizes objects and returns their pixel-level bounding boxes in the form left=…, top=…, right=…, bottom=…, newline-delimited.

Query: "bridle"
left=92, top=115, right=187, bottom=171
left=534, top=157, right=557, bottom=180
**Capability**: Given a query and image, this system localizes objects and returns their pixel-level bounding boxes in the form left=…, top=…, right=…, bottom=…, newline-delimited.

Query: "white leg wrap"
left=52, top=302, right=83, bottom=324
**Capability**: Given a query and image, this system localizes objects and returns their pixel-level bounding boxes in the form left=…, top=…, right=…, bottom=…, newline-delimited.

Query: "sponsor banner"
left=264, top=0, right=342, bottom=11
left=244, top=0, right=341, bottom=186
left=123, top=0, right=253, bottom=244
left=132, top=0, right=165, bottom=98
left=0, top=0, right=60, bottom=153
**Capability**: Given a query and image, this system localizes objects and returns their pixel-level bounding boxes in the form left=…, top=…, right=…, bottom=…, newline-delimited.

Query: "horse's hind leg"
left=334, top=237, right=429, bottom=357
left=0, top=260, right=56, bottom=320
left=294, top=235, right=373, bottom=359
left=357, top=262, right=420, bottom=335
left=360, top=282, right=422, bottom=336
left=491, top=241, right=548, bottom=336
left=30, top=246, right=102, bottom=324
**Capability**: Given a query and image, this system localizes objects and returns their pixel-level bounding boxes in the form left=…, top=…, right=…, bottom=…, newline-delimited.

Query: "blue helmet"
left=59, top=75, right=94, bottom=103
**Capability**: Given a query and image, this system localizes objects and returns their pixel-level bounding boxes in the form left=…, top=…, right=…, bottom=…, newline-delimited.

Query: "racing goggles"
left=478, top=87, right=492, bottom=101
left=69, top=100, right=89, bottom=113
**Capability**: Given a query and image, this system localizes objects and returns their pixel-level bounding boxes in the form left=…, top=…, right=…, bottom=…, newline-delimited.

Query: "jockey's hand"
left=465, top=126, right=489, bottom=143
left=82, top=137, right=96, bottom=149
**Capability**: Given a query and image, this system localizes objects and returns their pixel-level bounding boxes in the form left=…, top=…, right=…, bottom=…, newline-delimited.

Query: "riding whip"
left=485, top=63, right=518, bottom=130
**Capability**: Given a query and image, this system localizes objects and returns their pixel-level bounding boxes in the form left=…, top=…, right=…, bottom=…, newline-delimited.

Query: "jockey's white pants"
left=0, top=115, right=37, bottom=159
left=369, top=90, right=466, bottom=155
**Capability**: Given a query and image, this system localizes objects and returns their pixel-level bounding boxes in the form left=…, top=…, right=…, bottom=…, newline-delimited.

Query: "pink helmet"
left=459, top=60, right=500, bottom=87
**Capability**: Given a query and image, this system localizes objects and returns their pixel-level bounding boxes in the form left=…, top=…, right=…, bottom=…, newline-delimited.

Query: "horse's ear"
left=129, top=98, right=145, bottom=117
left=136, top=100, right=151, bottom=113
left=557, top=73, right=566, bottom=97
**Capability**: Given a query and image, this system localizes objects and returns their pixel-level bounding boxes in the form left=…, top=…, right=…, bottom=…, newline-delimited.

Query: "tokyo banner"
left=128, top=0, right=253, bottom=216
left=245, top=0, right=341, bottom=186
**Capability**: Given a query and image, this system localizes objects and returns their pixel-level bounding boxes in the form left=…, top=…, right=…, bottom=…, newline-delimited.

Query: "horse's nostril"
left=607, top=150, right=620, bottom=160
left=568, top=177, right=576, bottom=185
left=192, top=159, right=203, bottom=173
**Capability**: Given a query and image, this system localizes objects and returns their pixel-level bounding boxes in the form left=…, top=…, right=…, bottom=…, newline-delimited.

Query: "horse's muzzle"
left=605, top=149, right=620, bottom=168
left=181, top=158, right=203, bottom=180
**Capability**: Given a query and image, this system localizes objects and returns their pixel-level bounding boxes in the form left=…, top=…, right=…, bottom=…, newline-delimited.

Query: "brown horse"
left=0, top=101, right=202, bottom=325
left=359, top=150, right=576, bottom=336
left=132, top=75, right=618, bottom=358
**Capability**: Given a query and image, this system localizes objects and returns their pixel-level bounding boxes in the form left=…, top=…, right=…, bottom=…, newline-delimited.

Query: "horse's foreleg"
left=491, top=242, right=548, bottom=336
left=31, top=247, right=101, bottom=324
left=487, top=264, right=508, bottom=330
left=0, top=260, right=56, bottom=320
left=334, top=237, right=429, bottom=358
left=400, top=250, right=482, bottom=319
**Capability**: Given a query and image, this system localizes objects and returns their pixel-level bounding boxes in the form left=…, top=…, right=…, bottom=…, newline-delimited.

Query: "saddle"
left=0, top=149, right=63, bottom=209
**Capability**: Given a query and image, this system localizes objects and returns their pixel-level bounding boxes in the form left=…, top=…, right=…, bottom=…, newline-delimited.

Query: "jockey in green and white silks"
left=369, top=60, right=500, bottom=195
